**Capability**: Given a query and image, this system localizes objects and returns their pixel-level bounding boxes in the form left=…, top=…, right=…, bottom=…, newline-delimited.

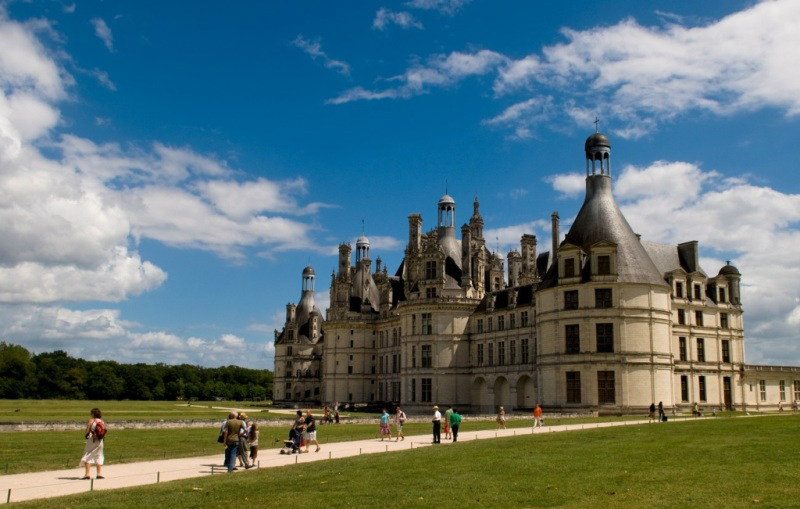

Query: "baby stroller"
left=279, top=427, right=303, bottom=454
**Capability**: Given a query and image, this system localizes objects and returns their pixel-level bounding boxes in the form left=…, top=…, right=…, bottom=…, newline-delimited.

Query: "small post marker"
left=157, top=471, right=161, bottom=483
left=328, top=451, right=331, bottom=459
left=7, top=488, right=11, bottom=503
left=295, top=455, right=298, bottom=464
left=359, top=448, right=362, bottom=455
left=385, top=445, right=388, bottom=452
left=90, top=478, right=94, bottom=492
left=258, top=460, right=261, bottom=468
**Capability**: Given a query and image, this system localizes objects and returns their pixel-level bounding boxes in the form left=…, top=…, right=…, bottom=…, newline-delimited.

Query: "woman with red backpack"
left=80, top=408, right=106, bottom=480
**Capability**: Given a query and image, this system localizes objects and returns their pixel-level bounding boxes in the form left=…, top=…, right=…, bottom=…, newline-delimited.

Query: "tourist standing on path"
left=379, top=408, right=392, bottom=441
left=236, top=413, right=252, bottom=468
left=648, top=403, right=656, bottom=423
left=657, top=402, right=665, bottom=422
left=222, top=412, right=244, bottom=472
left=395, top=407, right=406, bottom=441
left=334, top=401, right=340, bottom=424
left=450, top=408, right=462, bottom=442
left=324, top=405, right=332, bottom=424
left=533, top=404, right=543, bottom=429
left=80, top=408, right=105, bottom=480
left=248, top=421, right=259, bottom=463
left=304, top=409, right=321, bottom=452
left=444, top=405, right=453, bottom=440
left=432, top=406, right=442, bottom=444
left=497, top=406, right=506, bottom=429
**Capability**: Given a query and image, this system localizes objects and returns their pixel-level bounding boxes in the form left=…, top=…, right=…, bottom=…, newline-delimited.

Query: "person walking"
left=334, top=401, right=340, bottom=424
left=304, top=409, right=321, bottom=452
left=222, top=411, right=244, bottom=472
left=379, top=408, right=393, bottom=441
left=236, top=413, right=252, bottom=468
left=648, top=403, right=656, bottom=423
left=394, top=407, right=406, bottom=441
left=533, top=404, right=543, bottom=429
left=497, top=406, right=506, bottom=429
left=79, top=408, right=105, bottom=480
left=657, top=401, right=665, bottom=422
left=248, top=421, right=259, bottom=464
left=450, top=408, right=462, bottom=442
left=432, top=405, right=442, bottom=444
left=444, top=405, right=453, bottom=440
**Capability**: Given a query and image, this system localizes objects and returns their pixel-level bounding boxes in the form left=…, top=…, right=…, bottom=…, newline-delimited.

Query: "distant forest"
left=0, top=342, right=273, bottom=401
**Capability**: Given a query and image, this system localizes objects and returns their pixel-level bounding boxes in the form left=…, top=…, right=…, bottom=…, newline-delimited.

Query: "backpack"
left=93, top=419, right=107, bottom=440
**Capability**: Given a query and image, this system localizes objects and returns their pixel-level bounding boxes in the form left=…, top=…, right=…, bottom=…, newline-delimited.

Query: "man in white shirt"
left=432, top=405, right=442, bottom=444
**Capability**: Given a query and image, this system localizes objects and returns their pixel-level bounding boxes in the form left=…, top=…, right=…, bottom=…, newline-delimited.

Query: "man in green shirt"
left=444, top=405, right=454, bottom=440
left=449, top=408, right=462, bottom=442
left=222, top=412, right=244, bottom=472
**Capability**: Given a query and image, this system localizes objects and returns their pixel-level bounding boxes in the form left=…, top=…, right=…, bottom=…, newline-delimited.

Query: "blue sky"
left=1, top=0, right=799, bottom=368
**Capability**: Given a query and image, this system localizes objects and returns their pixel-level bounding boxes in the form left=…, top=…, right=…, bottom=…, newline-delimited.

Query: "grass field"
left=0, top=415, right=647, bottom=474
left=7, top=415, right=800, bottom=509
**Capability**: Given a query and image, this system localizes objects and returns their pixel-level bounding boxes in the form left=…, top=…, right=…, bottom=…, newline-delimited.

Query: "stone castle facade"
left=273, top=133, right=800, bottom=413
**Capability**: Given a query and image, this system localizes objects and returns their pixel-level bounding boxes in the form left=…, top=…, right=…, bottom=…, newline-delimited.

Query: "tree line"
left=0, top=342, right=273, bottom=401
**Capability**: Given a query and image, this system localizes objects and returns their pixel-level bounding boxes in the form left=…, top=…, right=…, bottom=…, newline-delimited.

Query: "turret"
left=338, top=243, right=352, bottom=277
left=507, top=249, right=522, bottom=287
left=408, top=214, right=422, bottom=253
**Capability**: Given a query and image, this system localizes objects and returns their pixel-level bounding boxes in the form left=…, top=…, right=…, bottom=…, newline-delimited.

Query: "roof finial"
left=361, top=219, right=365, bottom=234
left=726, top=260, right=731, bottom=265
left=445, top=178, right=448, bottom=195
left=594, top=116, right=600, bottom=133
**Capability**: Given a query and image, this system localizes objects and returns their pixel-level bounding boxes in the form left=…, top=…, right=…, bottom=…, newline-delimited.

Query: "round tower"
left=356, top=234, right=370, bottom=263
left=585, top=131, right=611, bottom=176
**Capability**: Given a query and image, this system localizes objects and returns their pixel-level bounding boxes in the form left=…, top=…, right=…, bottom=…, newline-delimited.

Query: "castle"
left=273, top=132, right=800, bottom=413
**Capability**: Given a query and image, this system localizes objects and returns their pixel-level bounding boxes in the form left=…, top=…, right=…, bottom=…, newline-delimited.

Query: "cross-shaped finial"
left=726, top=260, right=731, bottom=265
left=594, top=116, right=600, bottom=133
left=361, top=219, right=365, bottom=234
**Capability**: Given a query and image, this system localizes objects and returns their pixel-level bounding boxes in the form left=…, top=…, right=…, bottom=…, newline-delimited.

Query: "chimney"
left=408, top=214, right=422, bottom=253
left=551, top=211, right=560, bottom=258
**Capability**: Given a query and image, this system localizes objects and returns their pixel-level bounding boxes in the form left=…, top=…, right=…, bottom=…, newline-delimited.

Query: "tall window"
left=595, top=288, right=612, bottom=308
left=509, top=313, right=516, bottom=329
left=421, top=345, right=432, bottom=368
left=477, top=319, right=483, bottom=333
left=699, top=375, right=707, bottom=401
left=675, top=281, right=684, bottom=298
left=566, top=371, right=581, bottom=403
left=411, top=379, right=416, bottom=402
left=564, top=290, right=579, bottom=310
left=720, top=313, right=729, bottom=329
left=678, top=309, right=686, bottom=325
left=487, top=317, right=493, bottom=332
left=498, top=341, right=506, bottom=366
left=719, top=287, right=726, bottom=303
left=287, top=346, right=293, bottom=356
left=597, top=255, right=611, bottom=275
left=759, top=380, right=766, bottom=401
left=426, top=287, right=437, bottom=299
left=597, top=371, right=615, bottom=404
left=521, top=311, right=529, bottom=327
left=564, top=258, right=575, bottom=277
left=565, top=324, right=580, bottom=354
left=412, top=314, right=416, bottom=334
left=421, top=378, right=432, bottom=402
left=680, top=375, right=689, bottom=402
left=521, top=338, right=529, bottom=364
left=412, top=345, right=417, bottom=368
left=679, top=337, right=687, bottom=361
left=596, top=323, right=614, bottom=353
left=694, top=284, right=702, bottom=300
left=779, top=380, right=786, bottom=401
left=794, top=380, right=800, bottom=401
left=421, top=313, right=433, bottom=335
left=498, top=315, right=505, bottom=331
left=477, top=344, right=484, bottom=366
left=721, top=340, right=730, bottom=363
left=697, top=338, right=705, bottom=362
left=425, top=261, right=437, bottom=279
left=510, top=340, right=516, bottom=364
left=695, top=310, right=704, bottom=326
left=488, top=343, right=494, bottom=366
left=392, top=354, right=398, bottom=373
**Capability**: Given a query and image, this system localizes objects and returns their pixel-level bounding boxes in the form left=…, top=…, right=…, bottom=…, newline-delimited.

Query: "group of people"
left=378, top=407, right=407, bottom=441
left=322, top=402, right=340, bottom=424
left=431, top=405, right=463, bottom=442
left=220, top=411, right=259, bottom=472
left=649, top=402, right=668, bottom=422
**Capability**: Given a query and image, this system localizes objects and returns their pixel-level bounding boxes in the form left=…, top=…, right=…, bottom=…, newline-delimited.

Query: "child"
left=379, top=408, right=392, bottom=441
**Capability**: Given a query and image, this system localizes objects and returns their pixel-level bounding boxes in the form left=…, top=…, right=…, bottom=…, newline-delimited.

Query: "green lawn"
left=0, top=415, right=643, bottom=474
left=7, top=415, right=800, bottom=509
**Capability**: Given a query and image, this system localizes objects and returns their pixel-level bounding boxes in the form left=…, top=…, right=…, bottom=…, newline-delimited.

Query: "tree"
left=0, top=342, right=35, bottom=398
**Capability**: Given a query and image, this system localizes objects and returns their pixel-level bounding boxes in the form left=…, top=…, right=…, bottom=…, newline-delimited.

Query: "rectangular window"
left=421, top=378, right=432, bottom=402
left=564, top=290, right=579, bottom=310
left=699, top=376, right=707, bottom=402
left=695, top=310, right=704, bottom=326
left=759, top=380, right=766, bottom=401
left=722, top=340, right=730, bottom=363
left=565, top=324, right=580, bottom=354
left=477, top=319, right=483, bottom=333
left=348, top=365, right=353, bottom=374
left=421, top=345, right=432, bottom=368
left=566, top=371, right=581, bottom=403
left=675, top=281, right=683, bottom=298
left=412, top=314, right=416, bottom=335
left=596, top=323, right=614, bottom=353
left=564, top=258, right=575, bottom=277
left=680, top=375, right=689, bottom=402
left=679, top=337, right=687, bottom=361
left=597, top=255, right=611, bottom=275
left=521, top=311, right=529, bottom=327
left=794, top=380, right=800, bottom=401
left=287, top=346, right=293, bottom=356
left=498, top=341, right=505, bottom=366
left=678, top=309, right=686, bottom=325
left=487, top=317, right=493, bottom=332
left=720, top=313, right=729, bottom=329
left=595, top=288, right=612, bottom=308
left=488, top=343, right=494, bottom=366
left=779, top=380, right=786, bottom=401
left=285, top=382, right=291, bottom=390
left=411, top=379, right=416, bottom=402
left=498, top=315, right=505, bottom=331
left=719, top=287, right=726, bottom=303
left=697, top=338, right=705, bottom=362
left=477, top=344, right=484, bottom=366
left=425, top=261, right=437, bottom=279
left=509, top=313, right=516, bottom=329
left=287, top=330, right=294, bottom=341
left=521, top=338, right=529, bottom=364
left=412, top=345, right=417, bottom=368
left=421, top=313, right=433, bottom=335
left=510, top=340, right=516, bottom=364
left=426, top=287, right=437, bottom=299
left=597, top=370, right=615, bottom=404
left=392, top=354, right=398, bottom=373
left=694, top=284, right=702, bottom=300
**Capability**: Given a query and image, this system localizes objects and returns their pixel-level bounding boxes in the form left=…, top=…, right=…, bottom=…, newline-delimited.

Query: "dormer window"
left=719, top=287, right=726, bottom=303
left=425, top=261, right=437, bottom=279
left=597, top=255, right=611, bottom=275
left=287, top=346, right=293, bottom=356
left=694, top=284, right=702, bottom=300
left=564, top=258, right=576, bottom=278
left=675, top=282, right=683, bottom=298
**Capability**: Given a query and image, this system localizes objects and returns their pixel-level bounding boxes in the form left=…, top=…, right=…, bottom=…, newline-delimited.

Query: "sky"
left=0, top=0, right=799, bottom=369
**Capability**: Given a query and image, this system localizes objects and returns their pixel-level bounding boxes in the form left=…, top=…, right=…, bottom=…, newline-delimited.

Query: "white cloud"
left=485, top=220, right=548, bottom=252
left=292, top=35, right=350, bottom=76
left=545, top=173, right=585, bottom=198
left=482, top=96, right=552, bottom=139
left=405, top=0, right=470, bottom=15
left=373, top=8, right=423, bottom=30
left=90, top=18, right=113, bottom=52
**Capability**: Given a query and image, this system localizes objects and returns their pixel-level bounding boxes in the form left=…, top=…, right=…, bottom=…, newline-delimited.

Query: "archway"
left=472, top=377, right=487, bottom=413
left=516, top=375, right=535, bottom=409
left=494, top=376, right=510, bottom=410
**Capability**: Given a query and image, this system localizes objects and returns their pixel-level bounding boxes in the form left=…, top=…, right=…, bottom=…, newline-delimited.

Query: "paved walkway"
left=0, top=417, right=700, bottom=504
